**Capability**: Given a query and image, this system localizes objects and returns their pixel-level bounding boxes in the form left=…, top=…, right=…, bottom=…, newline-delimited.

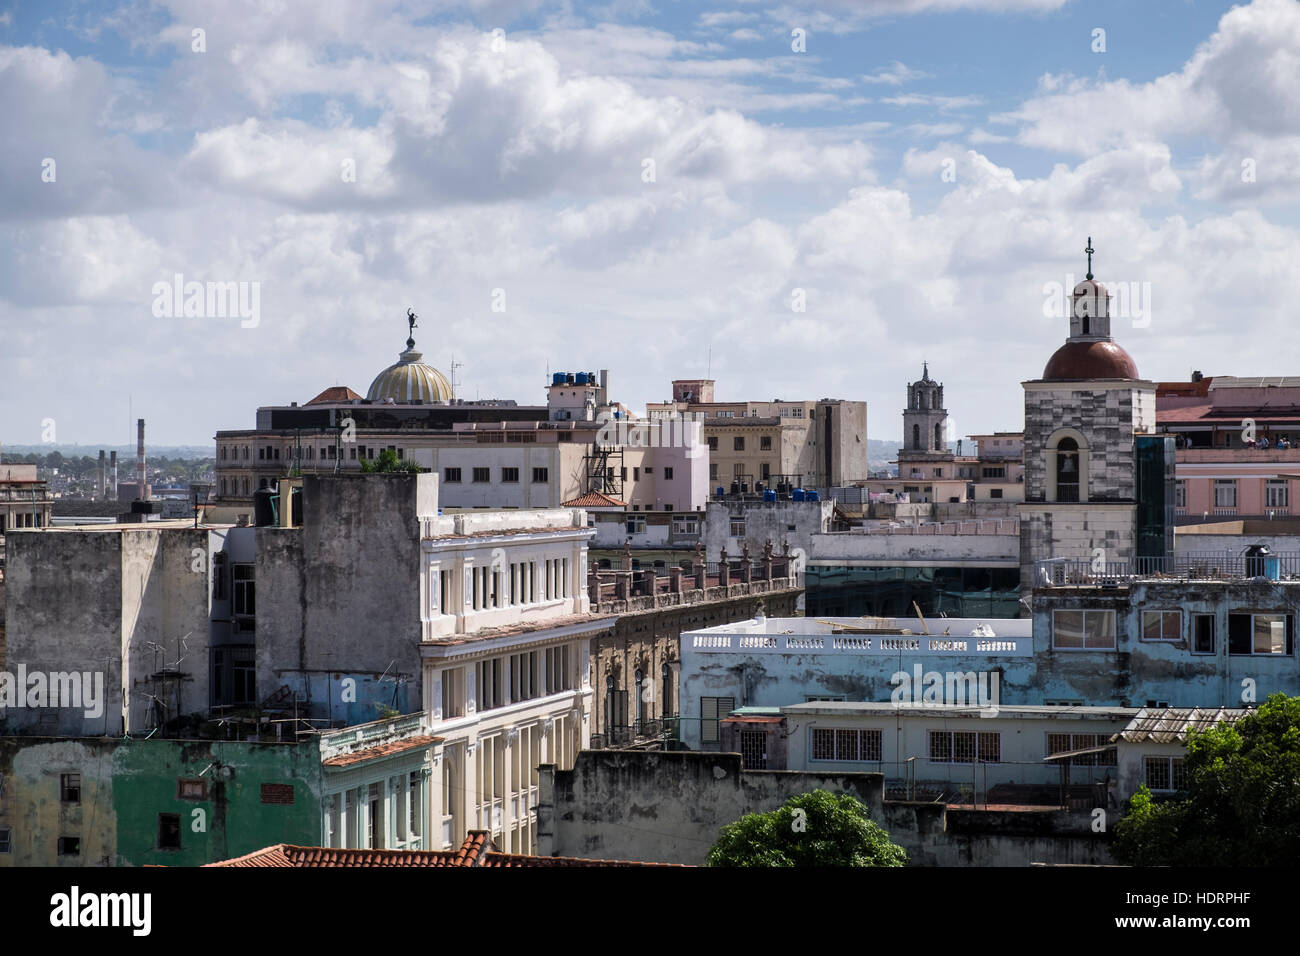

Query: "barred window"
left=811, top=728, right=882, bottom=761
left=1145, top=756, right=1186, bottom=791
left=931, top=731, right=1000, bottom=763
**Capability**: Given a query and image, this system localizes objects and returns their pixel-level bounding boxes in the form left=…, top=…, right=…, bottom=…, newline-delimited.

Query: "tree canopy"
left=706, top=789, right=908, bottom=867
left=1112, top=693, right=1300, bottom=866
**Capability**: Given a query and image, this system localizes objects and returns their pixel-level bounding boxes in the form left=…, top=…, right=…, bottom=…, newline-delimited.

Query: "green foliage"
left=1112, top=693, right=1300, bottom=866
left=359, top=448, right=422, bottom=474
left=706, top=789, right=908, bottom=867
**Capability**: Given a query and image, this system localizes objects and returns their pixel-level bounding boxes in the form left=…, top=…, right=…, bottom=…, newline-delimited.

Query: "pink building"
left=1159, top=375, right=1300, bottom=519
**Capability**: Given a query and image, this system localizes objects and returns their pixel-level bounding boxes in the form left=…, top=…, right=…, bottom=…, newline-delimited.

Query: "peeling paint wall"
left=536, top=750, right=1113, bottom=866
left=0, top=736, right=321, bottom=867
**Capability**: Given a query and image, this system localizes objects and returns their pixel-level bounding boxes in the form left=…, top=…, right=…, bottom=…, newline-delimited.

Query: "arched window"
left=912, top=424, right=921, bottom=450
left=934, top=423, right=943, bottom=451
left=1081, top=316, right=1090, bottom=335
left=1056, top=438, right=1080, bottom=502
left=634, top=668, right=645, bottom=728
left=662, top=663, right=673, bottom=718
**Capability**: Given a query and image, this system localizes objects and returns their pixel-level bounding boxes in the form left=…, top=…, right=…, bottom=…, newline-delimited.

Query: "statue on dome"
left=407, top=308, right=418, bottom=336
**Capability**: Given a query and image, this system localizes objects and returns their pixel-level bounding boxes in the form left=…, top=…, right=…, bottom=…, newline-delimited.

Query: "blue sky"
left=3, top=0, right=1299, bottom=446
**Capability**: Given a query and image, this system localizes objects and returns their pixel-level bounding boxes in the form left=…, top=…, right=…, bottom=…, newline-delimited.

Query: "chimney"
left=136, top=418, right=147, bottom=501
left=110, top=451, right=118, bottom=498
left=97, top=450, right=106, bottom=499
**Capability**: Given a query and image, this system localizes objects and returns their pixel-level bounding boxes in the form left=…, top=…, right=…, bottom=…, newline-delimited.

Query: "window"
left=501, top=468, right=519, bottom=483
left=444, top=468, right=462, bottom=483
left=477, top=658, right=503, bottom=710
left=733, top=437, right=745, bottom=451
left=221, top=446, right=227, bottom=460
left=708, top=437, right=718, bottom=451
left=1142, top=610, right=1181, bottom=642
left=442, top=667, right=465, bottom=719
left=212, top=552, right=228, bottom=600
left=709, top=464, right=719, bottom=481
left=1228, top=613, right=1290, bottom=655
left=177, top=779, right=207, bottom=800
left=701, top=696, right=734, bottom=744
left=671, top=517, right=700, bottom=535
left=1267, top=480, right=1289, bottom=509
left=1145, top=756, right=1186, bottom=792
left=1214, top=479, right=1237, bottom=508
left=644, top=468, right=653, bottom=476
left=761, top=463, right=771, bottom=480
left=634, top=669, right=646, bottom=725
left=545, top=645, right=572, bottom=694
left=532, top=467, right=548, bottom=483
left=626, top=515, right=646, bottom=534
left=258, top=447, right=265, bottom=460
left=1175, top=480, right=1187, bottom=508
left=929, top=731, right=1000, bottom=763
left=58, top=837, right=80, bottom=856
left=760, top=436, right=772, bottom=451
left=1046, top=733, right=1117, bottom=767
left=0, top=828, right=10, bottom=853
left=60, top=773, right=80, bottom=804
left=1051, top=609, right=1116, bottom=650
left=158, top=813, right=181, bottom=850
left=233, top=565, right=256, bottom=617
left=633, top=467, right=640, bottom=481
left=472, top=467, right=490, bottom=483
left=990, top=489, right=1003, bottom=499
left=912, top=424, right=921, bottom=450
left=664, top=467, right=674, bottom=480
left=811, top=728, right=883, bottom=762
left=741, top=731, right=768, bottom=769
left=510, top=652, right=538, bottom=703
left=662, top=663, right=673, bottom=717
left=1193, top=614, right=1215, bottom=654
left=935, top=468, right=943, bottom=478
left=982, top=467, right=1006, bottom=478
left=729, top=518, right=745, bottom=537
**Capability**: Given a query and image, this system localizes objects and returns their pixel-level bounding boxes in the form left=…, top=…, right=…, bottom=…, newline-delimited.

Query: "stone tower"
left=902, top=363, right=948, bottom=454
left=1019, top=240, right=1157, bottom=592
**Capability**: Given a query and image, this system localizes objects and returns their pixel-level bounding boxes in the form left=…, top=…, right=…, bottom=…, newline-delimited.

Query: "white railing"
left=690, top=632, right=1031, bottom=656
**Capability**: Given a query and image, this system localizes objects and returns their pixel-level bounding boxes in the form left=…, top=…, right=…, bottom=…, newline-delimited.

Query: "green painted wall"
left=112, top=738, right=323, bottom=867
left=0, top=736, right=323, bottom=867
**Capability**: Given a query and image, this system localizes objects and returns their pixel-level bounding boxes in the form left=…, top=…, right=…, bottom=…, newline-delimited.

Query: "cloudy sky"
left=4, top=0, right=1300, bottom=446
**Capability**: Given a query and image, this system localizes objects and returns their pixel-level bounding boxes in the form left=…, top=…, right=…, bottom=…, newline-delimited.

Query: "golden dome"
left=366, top=341, right=454, bottom=403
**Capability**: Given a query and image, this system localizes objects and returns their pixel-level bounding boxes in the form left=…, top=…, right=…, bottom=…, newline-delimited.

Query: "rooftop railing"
left=1035, top=552, right=1300, bottom=586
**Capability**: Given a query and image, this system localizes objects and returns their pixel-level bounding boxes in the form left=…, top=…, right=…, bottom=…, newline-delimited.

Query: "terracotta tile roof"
left=562, top=492, right=627, bottom=508
left=207, top=831, right=687, bottom=867
left=321, top=734, right=444, bottom=767
left=306, top=385, right=363, bottom=405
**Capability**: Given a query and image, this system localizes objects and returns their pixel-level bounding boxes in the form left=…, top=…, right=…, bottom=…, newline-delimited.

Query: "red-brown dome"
left=1042, top=340, right=1138, bottom=380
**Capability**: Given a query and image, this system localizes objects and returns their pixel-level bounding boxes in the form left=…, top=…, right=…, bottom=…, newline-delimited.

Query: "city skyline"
left=4, top=0, right=1298, bottom=446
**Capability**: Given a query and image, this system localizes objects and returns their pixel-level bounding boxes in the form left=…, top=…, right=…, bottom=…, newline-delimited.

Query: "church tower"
left=901, top=363, right=950, bottom=456
left=1019, top=240, right=1166, bottom=592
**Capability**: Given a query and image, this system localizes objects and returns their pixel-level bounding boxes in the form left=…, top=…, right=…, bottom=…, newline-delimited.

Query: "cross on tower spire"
left=1085, top=237, right=1095, bottom=280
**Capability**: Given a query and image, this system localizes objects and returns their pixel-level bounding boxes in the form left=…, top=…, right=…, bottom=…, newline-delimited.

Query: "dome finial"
left=1084, top=236, right=1094, bottom=281
left=406, top=307, right=418, bottom=350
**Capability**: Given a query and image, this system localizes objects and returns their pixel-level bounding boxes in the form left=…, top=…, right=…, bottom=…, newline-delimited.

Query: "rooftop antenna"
left=707, top=347, right=712, bottom=379
left=450, top=356, right=463, bottom=394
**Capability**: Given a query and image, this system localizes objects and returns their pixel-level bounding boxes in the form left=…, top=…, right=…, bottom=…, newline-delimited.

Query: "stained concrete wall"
left=536, top=750, right=1113, bottom=866
left=1030, top=580, right=1300, bottom=707
left=703, top=499, right=832, bottom=561
left=0, top=735, right=321, bottom=867
left=810, top=529, right=1018, bottom=566
left=4, top=526, right=216, bottom=735
left=258, top=474, right=434, bottom=723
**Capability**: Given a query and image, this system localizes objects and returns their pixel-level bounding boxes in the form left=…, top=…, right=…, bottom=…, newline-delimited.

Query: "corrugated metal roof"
left=1116, top=706, right=1249, bottom=743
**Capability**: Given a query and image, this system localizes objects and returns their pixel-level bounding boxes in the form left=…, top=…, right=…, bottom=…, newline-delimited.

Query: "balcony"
left=1035, top=552, right=1300, bottom=586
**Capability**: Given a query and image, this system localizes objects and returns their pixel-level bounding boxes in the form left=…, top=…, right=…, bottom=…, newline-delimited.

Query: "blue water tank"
left=792, top=488, right=806, bottom=501
left=763, top=489, right=777, bottom=502
left=552, top=372, right=565, bottom=385
left=807, top=490, right=819, bottom=502
left=575, top=372, right=589, bottom=384
left=716, top=486, right=725, bottom=497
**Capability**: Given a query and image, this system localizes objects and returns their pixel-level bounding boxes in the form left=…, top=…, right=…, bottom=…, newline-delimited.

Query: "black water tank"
left=291, top=486, right=303, bottom=526
left=253, top=488, right=276, bottom=527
